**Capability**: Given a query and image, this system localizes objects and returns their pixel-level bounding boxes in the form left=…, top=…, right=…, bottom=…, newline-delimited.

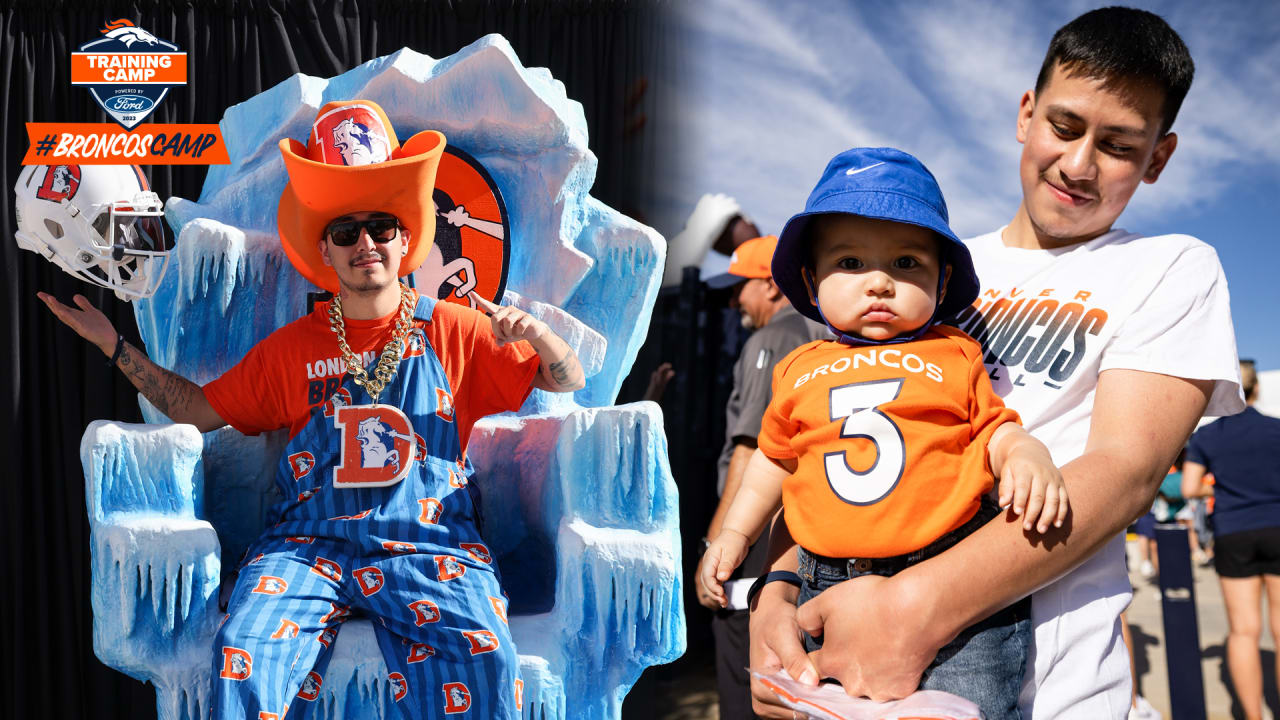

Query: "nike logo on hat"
left=846, top=162, right=885, bottom=176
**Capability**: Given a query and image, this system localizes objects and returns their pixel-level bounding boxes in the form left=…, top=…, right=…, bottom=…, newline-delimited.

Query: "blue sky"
left=651, top=0, right=1280, bottom=370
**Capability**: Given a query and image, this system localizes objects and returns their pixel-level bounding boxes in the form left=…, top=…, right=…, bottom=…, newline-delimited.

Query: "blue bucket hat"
left=771, top=147, right=980, bottom=346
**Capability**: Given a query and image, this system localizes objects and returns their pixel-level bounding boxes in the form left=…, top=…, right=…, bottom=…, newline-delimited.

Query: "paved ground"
left=1124, top=536, right=1277, bottom=720
left=639, top=535, right=1278, bottom=720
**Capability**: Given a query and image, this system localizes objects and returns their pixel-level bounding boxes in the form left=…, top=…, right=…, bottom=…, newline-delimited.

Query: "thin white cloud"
left=659, top=0, right=1042, bottom=238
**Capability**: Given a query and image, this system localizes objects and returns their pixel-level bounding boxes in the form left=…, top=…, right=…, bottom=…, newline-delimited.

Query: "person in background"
left=1183, top=360, right=1280, bottom=720
left=1133, top=450, right=1204, bottom=579
left=694, top=234, right=826, bottom=719
left=662, top=192, right=762, bottom=289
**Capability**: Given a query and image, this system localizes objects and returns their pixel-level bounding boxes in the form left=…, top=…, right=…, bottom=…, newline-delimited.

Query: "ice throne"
left=81, top=36, right=684, bottom=720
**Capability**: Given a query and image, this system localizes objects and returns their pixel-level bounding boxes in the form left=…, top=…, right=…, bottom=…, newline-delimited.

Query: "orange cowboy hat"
left=277, top=99, right=446, bottom=293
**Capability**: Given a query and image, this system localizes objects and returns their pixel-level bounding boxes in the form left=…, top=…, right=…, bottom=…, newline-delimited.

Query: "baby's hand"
left=698, top=530, right=751, bottom=608
left=998, top=446, right=1069, bottom=533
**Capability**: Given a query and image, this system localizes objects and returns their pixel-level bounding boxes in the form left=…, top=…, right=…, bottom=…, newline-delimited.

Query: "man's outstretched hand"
left=38, top=292, right=117, bottom=355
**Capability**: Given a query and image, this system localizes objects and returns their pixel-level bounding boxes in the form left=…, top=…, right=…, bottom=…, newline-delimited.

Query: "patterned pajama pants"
left=211, top=536, right=521, bottom=719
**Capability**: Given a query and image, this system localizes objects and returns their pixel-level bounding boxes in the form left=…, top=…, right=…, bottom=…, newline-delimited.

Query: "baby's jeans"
left=796, top=500, right=1030, bottom=720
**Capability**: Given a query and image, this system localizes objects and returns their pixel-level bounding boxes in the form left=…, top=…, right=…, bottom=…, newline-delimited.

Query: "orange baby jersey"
left=758, top=324, right=1018, bottom=558
left=203, top=293, right=539, bottom=453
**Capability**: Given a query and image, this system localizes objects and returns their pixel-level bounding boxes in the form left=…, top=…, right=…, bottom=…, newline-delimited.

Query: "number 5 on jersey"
left=824, top=378, right=905, bottom=505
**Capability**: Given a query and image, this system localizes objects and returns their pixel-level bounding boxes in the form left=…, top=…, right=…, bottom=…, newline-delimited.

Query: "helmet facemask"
left=78, top=193, right=173, bottom=299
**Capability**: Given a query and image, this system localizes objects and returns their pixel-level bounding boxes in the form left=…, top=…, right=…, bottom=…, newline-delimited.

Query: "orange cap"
left=727, top=235, right=778, bottom=279
left=277, top=99, right=445, bottom=293
left=703, top=235, right=778, bottom=289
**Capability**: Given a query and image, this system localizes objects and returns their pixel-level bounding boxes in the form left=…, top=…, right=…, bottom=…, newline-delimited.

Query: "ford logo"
left=106, top=95, right=153, bottom=112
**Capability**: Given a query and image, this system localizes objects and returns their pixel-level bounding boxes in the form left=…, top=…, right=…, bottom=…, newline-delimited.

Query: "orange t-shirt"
left=758, top=325, right=1019, bottom=558
left=203, top=295, right=540, bottom=456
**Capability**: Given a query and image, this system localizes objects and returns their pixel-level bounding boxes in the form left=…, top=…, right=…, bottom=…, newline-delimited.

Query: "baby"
left=698, top=147, right=1067, bottom=719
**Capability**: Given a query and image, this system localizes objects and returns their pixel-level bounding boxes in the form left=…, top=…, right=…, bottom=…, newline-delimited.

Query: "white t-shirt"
left=961, top=227, right=1244, bottom=720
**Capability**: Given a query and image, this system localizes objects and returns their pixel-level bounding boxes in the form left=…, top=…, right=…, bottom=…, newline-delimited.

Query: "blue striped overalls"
left=211, top=295, right=521, bottom=719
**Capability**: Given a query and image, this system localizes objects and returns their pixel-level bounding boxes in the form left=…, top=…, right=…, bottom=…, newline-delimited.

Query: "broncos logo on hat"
left=310, top=104, right=392, bottom=167
left=330, top=116, right=390, bottom=166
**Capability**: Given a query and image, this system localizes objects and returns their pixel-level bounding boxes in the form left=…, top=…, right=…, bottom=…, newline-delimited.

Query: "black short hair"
left=1035, top=7, right=1194, bottom=134
left=1241, top=358, right=1257, bottom=402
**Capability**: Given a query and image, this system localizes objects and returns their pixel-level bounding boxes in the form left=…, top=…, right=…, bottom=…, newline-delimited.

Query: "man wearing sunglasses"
left=41, top=100, right=584, bottom=719
left=321, top=211, right=411, bottom=295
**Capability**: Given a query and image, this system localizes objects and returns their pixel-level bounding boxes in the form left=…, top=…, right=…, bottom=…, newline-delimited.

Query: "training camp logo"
left=72, top=20, right=187, bottom=130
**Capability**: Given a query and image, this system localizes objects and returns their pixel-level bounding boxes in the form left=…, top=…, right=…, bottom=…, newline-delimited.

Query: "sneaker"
left=1139, top=560, right=1157, bottom=580
left=1129, top=695, right=1162, bottom=720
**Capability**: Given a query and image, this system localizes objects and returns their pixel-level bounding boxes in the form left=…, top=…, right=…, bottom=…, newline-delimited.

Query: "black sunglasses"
left=325, top=214, right=401, bottom=246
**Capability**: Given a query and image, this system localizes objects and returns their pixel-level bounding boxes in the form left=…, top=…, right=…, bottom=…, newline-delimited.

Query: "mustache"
left=349, top=250, right=385, bottom=265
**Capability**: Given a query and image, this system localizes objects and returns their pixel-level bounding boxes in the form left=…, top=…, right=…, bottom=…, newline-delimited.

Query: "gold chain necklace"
left=328, top=283, right=414, bottom=405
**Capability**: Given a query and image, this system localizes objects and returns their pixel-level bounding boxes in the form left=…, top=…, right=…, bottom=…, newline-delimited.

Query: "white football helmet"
left=14, top=164, right=172, bottom=301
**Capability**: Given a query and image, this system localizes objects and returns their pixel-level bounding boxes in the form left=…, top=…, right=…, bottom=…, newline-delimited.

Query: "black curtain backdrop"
left=0, top=1, right=678, bottom=716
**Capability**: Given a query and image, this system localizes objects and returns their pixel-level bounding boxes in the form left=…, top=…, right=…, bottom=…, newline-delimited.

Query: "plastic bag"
left=751, top=670, right=982, bottom=720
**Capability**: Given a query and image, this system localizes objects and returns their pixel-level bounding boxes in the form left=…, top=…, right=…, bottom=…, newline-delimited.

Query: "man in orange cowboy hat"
left=41, top=99, right=584, bottom=718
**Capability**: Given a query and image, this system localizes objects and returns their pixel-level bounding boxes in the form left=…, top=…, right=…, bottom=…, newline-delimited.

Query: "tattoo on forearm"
left=546, top=349, right=580, bottom=388
left=549, top=359, right=571, bottom=385
left=115, top=343, right=196, bottom=418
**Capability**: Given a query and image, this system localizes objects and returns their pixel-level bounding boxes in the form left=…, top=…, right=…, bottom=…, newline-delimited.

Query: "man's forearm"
left=529, top=332, right=585, bottom=392
left=115, top=342, right=225, bottom=431
left=898, top=371, right=1212, bottom=649
left=898, top=449, right=1154, bottom=645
